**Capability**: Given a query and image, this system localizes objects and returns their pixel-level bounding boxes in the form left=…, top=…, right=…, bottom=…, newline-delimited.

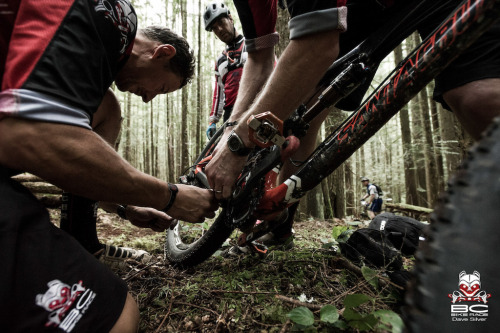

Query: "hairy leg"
left=443, top=78, right=500, bottom=140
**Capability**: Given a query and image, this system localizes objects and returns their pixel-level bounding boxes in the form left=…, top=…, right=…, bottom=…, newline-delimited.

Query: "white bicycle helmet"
left=204, top=2, right=230, bottom=31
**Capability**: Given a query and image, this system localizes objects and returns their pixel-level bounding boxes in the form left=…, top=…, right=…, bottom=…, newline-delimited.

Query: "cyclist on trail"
left=361, top=177, right=383, bottom=219
left=205, top=0, right=500, bottom=240
left=0, top=1, right=218, bottom=331
left=204, top=2, right=247, bottom=139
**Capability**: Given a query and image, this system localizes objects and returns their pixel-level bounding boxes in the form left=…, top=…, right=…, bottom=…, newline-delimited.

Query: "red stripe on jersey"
left=248, top=0, right=277, bottom=38
left=2, top=0, right=75, bottom=90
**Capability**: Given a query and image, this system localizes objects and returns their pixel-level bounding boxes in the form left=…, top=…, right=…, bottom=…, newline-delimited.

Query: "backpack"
left=368, top=183, right=383, bottom=197
left=339, top=228, right=402, bottom=270
left=368, top=213, right=425, bottom=256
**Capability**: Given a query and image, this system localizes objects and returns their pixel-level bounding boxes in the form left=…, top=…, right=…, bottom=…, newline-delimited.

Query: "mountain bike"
left=166, top=0, right=500, bottom=329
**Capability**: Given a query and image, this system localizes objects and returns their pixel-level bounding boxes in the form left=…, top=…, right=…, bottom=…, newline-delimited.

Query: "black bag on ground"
left=339, top=228, right=402, bottom=270
left=368, top=213, right=424, bottom=256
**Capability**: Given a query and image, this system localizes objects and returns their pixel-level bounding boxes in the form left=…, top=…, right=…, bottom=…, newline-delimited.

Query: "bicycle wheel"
left=164, top=126, right=235, bottom=268
left=404, top=117, right=500, bottom=331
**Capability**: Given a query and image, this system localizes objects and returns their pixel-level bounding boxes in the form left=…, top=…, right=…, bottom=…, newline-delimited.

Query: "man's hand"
left=206, top=122, right=216, bottom=139
left=165, top=184, right=219, bottom=222
left=126, top=206, right=178, bottom=232
left=205, top=130, right=248, bottom=200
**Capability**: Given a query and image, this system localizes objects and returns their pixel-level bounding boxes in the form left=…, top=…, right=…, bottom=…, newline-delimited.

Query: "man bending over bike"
left=0, top=1, right=218, bottom=331
left=205, top=0, right=500, bottom=239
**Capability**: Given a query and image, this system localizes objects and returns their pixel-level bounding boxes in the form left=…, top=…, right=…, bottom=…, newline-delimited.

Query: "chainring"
left=228, top=148, right=276, bottom=229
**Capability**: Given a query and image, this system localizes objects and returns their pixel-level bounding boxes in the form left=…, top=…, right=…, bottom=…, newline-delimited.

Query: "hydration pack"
left=367, top=183, right=384, bottom=197
left=339, top=228, right=402, bottom=270
left=368, top=213, right=425, bottom=256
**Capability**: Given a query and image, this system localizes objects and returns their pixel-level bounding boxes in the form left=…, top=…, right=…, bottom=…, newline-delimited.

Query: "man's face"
left=362, top=180, right=369, bottom=186
left=115, top=54, right=183, bottom=103
left=210, top=16, right=235, bottom=44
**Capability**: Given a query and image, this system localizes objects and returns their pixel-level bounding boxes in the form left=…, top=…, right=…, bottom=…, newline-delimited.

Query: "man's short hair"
left=141, top=26, right=195, bottom=88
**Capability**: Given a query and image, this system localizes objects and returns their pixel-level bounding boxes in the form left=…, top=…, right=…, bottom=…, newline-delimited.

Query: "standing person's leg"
left=423, top=11, right=500, bottom=140
left=442, top=79, right=500, bottom=140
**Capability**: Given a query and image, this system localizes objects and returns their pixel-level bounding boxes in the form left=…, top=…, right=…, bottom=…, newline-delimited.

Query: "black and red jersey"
left=209, top=35, right=247, bottom=123
left=0, top=0, right=137, bottom=129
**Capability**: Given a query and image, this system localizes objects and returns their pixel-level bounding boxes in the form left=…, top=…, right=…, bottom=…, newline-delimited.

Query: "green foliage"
left=287, top=307, right=315, bottom=327
left=361, top=266, right=379, bottom=290
left=320, top=305, right=339, bottom=324
left=286, top=293, right=403, bottom=332
left=332, top=225, right=350, bottom=240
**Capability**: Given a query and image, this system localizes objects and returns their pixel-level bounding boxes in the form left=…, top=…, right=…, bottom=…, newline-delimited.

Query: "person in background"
left=204, top=2, right=247, bottom=139
left=361, top=177, right=383, bottom=219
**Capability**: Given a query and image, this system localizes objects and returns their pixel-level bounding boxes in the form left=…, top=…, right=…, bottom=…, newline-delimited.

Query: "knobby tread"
left=165, top=210, right=233, bottom=268
left=164, top=126, right=234, bottom=268
left=404, top=117, right=500, bottom=331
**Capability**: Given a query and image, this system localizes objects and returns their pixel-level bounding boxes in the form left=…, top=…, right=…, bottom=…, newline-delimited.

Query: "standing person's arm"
left=206, top=30, right=340, bottom=198
left=0, top=118, right=218, bottom=223
left=207, top=62, right=223, bottom=138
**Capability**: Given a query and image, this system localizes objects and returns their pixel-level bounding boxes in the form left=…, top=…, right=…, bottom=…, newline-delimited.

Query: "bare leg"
left=443, top=78, right=500, bottom=140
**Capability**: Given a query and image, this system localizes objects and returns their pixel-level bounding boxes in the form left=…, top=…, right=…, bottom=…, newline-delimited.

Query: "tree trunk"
left=427, top=84, right=445, bottom=192
left=410, top=93, right=428, bottom=207
left=418, top=87, right=438, bottom=206
left=180, top=0, right=190, bottom=171
left=394, top=44, right=418, bottom=205
left=344, top=159, right=355, bottom=216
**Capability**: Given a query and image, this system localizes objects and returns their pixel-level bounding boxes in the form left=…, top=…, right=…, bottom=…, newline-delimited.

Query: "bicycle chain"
left=228, top=149, right=269, bottom=229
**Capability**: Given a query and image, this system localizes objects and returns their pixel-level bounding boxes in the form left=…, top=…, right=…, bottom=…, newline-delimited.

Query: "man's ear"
left=152, top=44, right=176, bottom=60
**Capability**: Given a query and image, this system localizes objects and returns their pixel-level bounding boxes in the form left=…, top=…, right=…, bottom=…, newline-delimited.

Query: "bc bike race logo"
left=448, top=271, right=491, bottom=322
left=36, top=279, right=96, bottom=332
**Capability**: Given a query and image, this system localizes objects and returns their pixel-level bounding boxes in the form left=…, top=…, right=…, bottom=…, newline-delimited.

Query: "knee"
left=444, top=80, right=500, bottom=118
left=110, top=292, right=140, bottom=333
left=443, top=79, right=500, bottom=138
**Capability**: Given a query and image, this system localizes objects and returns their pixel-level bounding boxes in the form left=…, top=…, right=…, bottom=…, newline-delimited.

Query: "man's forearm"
left=227, top=47, right=275, bottom=128
left=0, top=118, right=171, bottom=209
left=233, top=30, right=340, bottom=147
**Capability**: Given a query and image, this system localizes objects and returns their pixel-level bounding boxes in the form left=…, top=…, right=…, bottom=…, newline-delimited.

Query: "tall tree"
left=395, top=42, right=419, bottom=205
left=180, top=0, right=190, bottom=170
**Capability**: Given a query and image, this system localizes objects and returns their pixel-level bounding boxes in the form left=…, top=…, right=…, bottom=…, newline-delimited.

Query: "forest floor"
left=47, top=208, right=411, bottom=333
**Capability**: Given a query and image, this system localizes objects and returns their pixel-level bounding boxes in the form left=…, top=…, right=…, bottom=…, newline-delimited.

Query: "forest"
left=116, top=0, right=472, bottom=221
left=22, top=0, right=481, bottom=332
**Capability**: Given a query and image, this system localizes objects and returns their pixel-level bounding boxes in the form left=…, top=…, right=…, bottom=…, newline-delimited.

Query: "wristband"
left=117, top=205, right=127, bottom=219
left=225, top=121, right=238, bottom=127
left=162, top=183, right=179, bottom=213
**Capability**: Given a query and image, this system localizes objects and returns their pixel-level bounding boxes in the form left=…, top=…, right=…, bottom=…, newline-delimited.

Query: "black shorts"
left=341, top=0, right=500, bottom=110
left=0, top=169, right=128, bottom=332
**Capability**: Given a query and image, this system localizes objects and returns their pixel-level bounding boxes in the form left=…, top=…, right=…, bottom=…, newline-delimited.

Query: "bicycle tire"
left=165, top=209, right=234, bottom=268
left=404, top=117, right=500, bottom=331
left=164, top=126, right=235, bottom=268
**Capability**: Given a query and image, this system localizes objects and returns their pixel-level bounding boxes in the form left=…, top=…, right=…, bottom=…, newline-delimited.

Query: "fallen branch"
left=210, top=289, right=273, bottom=295
left=279, top=319, right=291, bottom=333
left=155, top=281, right=176, bottom=333
left=331, top=257, right=403, bottom=290
left=173, top=301, right=220, bottom=317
